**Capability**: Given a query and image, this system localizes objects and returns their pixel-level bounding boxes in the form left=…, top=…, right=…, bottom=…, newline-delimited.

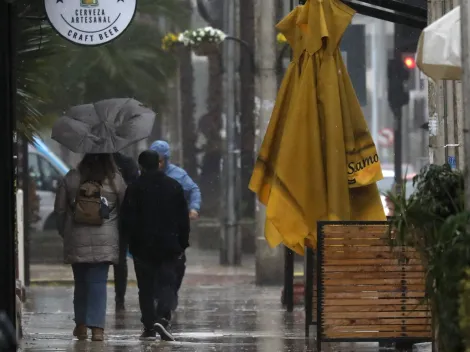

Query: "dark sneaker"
left=139, top=328, right=156, bottom=341
left=154, top=319, right=175, bottom=341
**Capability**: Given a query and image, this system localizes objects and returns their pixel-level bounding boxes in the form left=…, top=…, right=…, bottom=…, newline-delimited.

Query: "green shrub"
left=460, top=269, right=470, bottom=352
left=387, top=164, right=470, bottom=352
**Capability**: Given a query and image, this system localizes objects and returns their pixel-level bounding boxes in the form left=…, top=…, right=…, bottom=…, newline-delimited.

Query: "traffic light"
left=387, top=24, right=421, bottom=114
left=387, top=56, right=411, bottom=114
left=402, top=54, right=416, bottom=70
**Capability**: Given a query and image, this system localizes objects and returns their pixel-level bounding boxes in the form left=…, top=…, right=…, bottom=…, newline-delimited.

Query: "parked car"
left=28, top=137, right=69, bottom=231
left=377, top=169, right=416, bottom=217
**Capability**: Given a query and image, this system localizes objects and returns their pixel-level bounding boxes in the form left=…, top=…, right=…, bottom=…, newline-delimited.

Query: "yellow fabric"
left=249, top=0, right=385, bottom=255
left=297, top=0, right=383, bottom=188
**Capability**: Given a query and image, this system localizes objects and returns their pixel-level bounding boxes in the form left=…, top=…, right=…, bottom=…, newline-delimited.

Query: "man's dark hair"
left=138, top=150, right=160, bottom=171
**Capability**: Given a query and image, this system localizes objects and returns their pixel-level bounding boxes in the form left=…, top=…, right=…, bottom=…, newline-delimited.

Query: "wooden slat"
left=323, top=252, right=421, bottom=260
left=323, top=292, right=426, bottom=299
left=322, top=225, right=389, bottom=235
left=323, top=271, right=424, bottom=280
left=324, top=258, right=423, bottom=265
left=326, top=325, right=432, bottom=332
left=323, top=299, right=425, bottom=306
left=324, top=239, right=389, bottom=245
left=323, top=278, right=425, bottom=286
left=324, top=246, right=417, bottom=253
left=324, top=318, right=431, bottom=326
left=323, top=265, right=425, bottom=273
left=322, top=311, right=430, bottom=319
left=323, top=305, right=429, bottom=313
left=324, top=285, right=425, bottom=293
left=322, top=331, right=432, bottom=338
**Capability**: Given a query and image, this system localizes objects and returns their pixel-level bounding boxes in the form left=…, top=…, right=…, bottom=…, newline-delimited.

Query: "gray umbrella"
left=51, top=98, right=156, bottom=154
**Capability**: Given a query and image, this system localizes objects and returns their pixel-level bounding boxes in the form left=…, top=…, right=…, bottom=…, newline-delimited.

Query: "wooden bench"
left=310, top=221, right=432, bottom=350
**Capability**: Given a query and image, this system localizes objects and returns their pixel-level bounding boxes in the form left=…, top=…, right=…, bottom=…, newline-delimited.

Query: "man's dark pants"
left=175, top=253, right=186, bottom=292
left=171, top=253, right=186, bottom=309
left=134, top=257, right=177, bottom=329
left=113, top=239, right=128, bottom=305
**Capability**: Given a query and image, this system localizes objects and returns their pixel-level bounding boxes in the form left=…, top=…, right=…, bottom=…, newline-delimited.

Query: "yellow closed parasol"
left=249, top=0, right=385, bottom=255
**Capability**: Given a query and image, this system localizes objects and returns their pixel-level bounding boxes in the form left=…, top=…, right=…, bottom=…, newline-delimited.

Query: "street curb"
left=30, top=280, right=138, bottom=287
left=30, top=274, right=256, bottom=287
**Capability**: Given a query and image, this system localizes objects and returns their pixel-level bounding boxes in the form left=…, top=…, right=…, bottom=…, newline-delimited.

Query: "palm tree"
left=46, top=0, right=188, bottom=114
left=15, top=3, right=64, bottom=227
left=16, top=5, right=63, bottom=139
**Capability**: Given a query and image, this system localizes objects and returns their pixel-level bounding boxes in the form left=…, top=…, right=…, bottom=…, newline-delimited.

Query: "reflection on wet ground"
left=21, top=282, right=391, bottom=351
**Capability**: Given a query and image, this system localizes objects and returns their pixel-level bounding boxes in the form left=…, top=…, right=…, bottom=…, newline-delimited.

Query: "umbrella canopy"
left=249, top=0, right=385, bottom=255
left=51, top=98, right=156, bottom=154
left=416, top=6, right=461, bottom=81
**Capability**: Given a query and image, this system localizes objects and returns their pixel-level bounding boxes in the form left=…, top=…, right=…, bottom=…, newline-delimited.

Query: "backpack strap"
left=108, top=175, right=120, bottom=211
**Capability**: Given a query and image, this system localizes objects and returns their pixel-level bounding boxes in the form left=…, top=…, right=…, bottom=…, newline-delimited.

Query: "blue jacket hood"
left=148, top=140, right=202, bottom=211
left=150, top=140, right=171, bottom=160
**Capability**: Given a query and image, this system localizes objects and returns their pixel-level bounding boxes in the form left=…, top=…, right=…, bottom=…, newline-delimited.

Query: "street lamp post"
left=220, top=0, right=242, bottom=266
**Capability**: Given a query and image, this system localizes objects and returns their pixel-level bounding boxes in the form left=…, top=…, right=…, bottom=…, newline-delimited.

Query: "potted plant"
left=179, top=26, right=226, bottom=56
left=387, top=164, right=470, bottom=352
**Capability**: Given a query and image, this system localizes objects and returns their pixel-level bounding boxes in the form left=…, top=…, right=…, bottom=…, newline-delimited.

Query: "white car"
left=377, top=169, right=416, bottom=217
left=28, top=138, right=69, bottom=231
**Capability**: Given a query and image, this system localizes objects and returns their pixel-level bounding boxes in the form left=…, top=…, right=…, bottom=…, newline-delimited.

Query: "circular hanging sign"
left=44, top=0, right=137, bottom=46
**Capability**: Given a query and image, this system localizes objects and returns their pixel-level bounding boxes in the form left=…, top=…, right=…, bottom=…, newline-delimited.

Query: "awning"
left=341, top=0, right=427, bottom=28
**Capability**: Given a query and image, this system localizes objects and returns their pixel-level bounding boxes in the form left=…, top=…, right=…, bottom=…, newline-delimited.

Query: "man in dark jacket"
left=112, top=152, right=140, bottom=311
left=120, top=150, right=189, bottom=341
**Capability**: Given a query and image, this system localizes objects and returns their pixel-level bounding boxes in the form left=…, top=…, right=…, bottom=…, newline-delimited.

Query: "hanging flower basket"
left=179, top=27, right=226, bottom=56
left=192, top=42, right=220, bottom=56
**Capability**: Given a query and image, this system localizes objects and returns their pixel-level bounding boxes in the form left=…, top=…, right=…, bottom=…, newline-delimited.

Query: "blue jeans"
left=72, top=263, right=110, bottom=329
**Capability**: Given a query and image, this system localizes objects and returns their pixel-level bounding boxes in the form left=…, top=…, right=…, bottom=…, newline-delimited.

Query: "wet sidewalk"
left=22, top=250, right=413, bottom=351
left=22, top=282, right=314, bottom=351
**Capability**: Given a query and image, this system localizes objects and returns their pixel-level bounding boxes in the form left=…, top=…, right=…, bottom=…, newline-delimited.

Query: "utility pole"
left=462, top=0, right=470, bottom=203
left=254, top=0, right=284, bottom=284
left=220, top=0, right=242, bottom=265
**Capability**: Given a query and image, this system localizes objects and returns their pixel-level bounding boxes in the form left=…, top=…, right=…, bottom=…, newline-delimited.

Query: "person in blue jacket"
left=150, top=140, right=201, bottom=309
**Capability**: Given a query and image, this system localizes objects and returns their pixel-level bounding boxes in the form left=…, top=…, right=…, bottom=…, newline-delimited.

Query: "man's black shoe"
left=154, top=319, right=175, bottom=341
left=139, top=328, right=156, bottom=341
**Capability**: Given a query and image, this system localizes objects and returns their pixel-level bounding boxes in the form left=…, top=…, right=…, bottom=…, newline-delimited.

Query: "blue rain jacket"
left=150, top=140, right=202, bottom=211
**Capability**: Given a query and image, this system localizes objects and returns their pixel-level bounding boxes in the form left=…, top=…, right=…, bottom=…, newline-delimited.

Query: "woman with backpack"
left=54, top=153, right=126, bottom=341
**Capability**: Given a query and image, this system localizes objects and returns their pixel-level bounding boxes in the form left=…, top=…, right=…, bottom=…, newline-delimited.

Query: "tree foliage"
left=16, top=0, right=188, bottom=138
